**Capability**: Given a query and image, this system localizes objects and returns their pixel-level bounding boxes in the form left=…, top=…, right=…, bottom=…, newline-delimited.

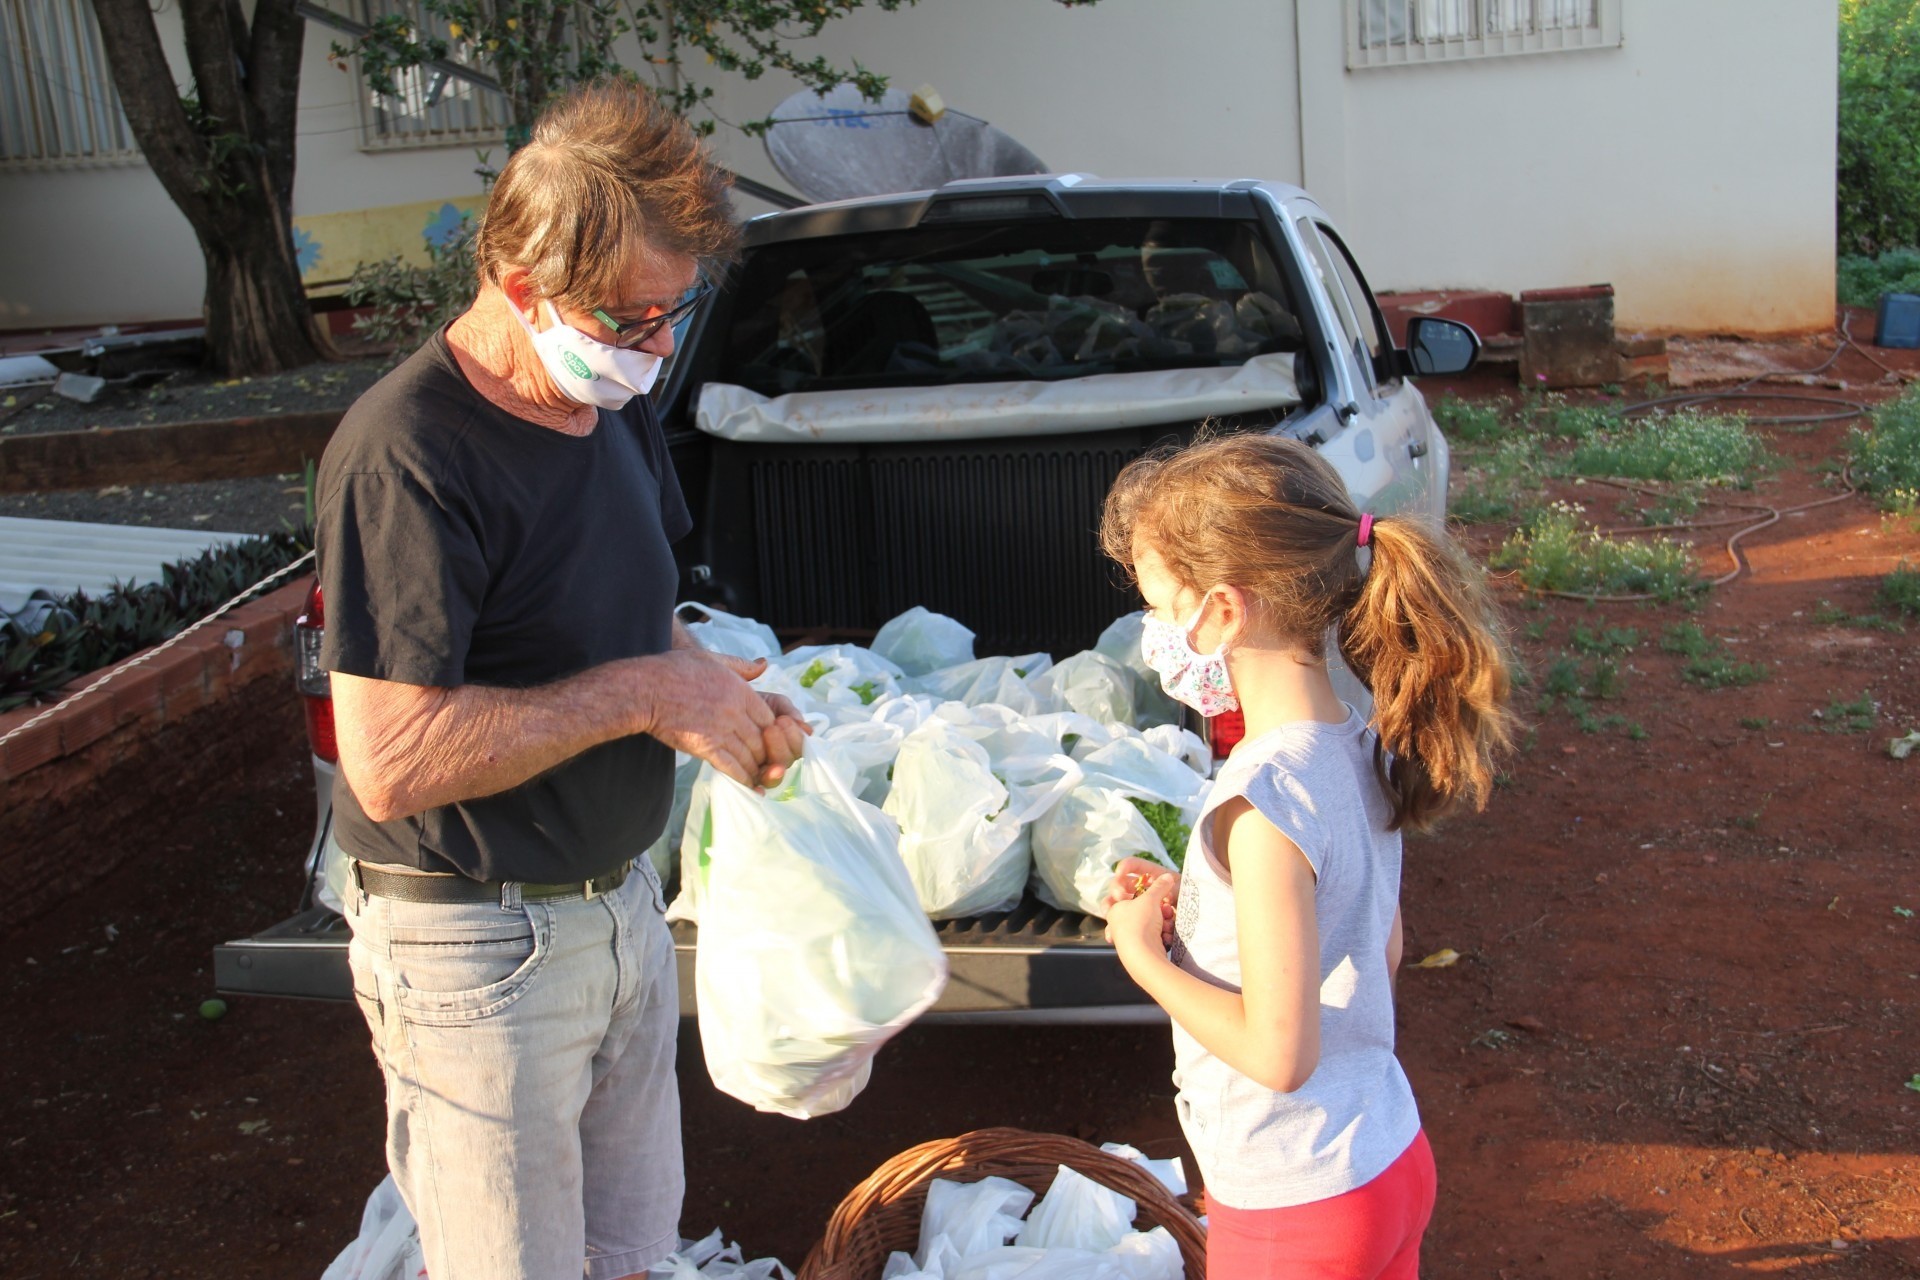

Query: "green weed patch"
left=1567, top=412, right=1768, bottom=488
left=1660, top=623, right=1770, bottom=689
left=1818, top=691, right=1879, bottom=734
left=1492, top=506, right=1700, bottom=600
left=1849, top=387, right=1920, bottom=515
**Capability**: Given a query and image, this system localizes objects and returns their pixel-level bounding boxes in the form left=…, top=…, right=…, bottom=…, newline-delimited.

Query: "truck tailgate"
left=214, top=897, right=1160, bottom=1023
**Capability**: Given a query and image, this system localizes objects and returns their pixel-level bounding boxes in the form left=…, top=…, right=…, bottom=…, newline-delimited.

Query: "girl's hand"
left=1105, top=857, right=1179, bottom=947
left=1104, top=871, right=1180, bottom=962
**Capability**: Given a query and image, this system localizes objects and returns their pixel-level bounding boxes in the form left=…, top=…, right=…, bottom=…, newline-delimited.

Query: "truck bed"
left=213, top=896, right=1162, bottom=1023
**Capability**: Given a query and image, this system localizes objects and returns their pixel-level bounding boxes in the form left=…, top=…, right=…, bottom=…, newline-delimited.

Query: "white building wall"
left=0, top=0, right=1837, bottom=335
left=1320, top=0, right=1838, bottom=334
left=690, top=0, right=1305, bottom=212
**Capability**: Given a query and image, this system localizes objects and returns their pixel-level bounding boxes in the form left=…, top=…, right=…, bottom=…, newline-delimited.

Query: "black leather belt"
left=352, top=859, right=632, bottom=905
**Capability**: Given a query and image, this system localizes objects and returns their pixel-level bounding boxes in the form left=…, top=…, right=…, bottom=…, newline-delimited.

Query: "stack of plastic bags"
left=667, top=604, right=1213, bottom=1119
left=664, top=603, right=1212, bottom=928
left=883, top=1145, right=1190, bottom=1280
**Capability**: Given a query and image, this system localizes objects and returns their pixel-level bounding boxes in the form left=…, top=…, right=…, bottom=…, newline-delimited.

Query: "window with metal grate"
left=353, top=0, right=509, bottom=150
left=0, top=0, right=141, bottom=169
left=1347, top=0, right=1621, bottom=69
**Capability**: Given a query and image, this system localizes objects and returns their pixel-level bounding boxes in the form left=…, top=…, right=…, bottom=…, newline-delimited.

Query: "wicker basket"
left=799, top=1127, right=1206, bottom=1280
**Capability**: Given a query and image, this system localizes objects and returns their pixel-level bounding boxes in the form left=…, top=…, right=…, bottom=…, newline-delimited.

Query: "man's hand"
left=637, top=650, right=807, bottom=789
left=755, top=686, right=811, bottom=788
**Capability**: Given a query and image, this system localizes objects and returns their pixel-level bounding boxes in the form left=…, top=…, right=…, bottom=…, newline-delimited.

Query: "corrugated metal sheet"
left=0, top=515, right=246, bottom=614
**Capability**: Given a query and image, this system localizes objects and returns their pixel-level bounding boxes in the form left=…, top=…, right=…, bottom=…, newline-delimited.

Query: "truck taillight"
left=1208, top=709, right=1246, bottom=759
left=294, top=579, right=337, bottom=763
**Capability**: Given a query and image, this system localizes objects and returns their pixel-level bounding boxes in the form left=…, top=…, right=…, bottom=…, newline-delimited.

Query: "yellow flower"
left=487, top=37, right=499, bottom=50
left=505, top=16, right=518, bottom=29
left=447, top=20, right=464, bottom=38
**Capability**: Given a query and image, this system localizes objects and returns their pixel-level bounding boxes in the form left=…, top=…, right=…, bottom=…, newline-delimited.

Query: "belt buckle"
left=583, top=876, right=602, bottom=902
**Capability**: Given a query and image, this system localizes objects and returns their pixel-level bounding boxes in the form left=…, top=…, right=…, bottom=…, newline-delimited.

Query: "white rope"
left=0, top=550, right=317, bottom=751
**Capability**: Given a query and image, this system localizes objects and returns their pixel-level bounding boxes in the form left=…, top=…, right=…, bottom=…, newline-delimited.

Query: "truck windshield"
left=716, top=217, right=1305, bottom=396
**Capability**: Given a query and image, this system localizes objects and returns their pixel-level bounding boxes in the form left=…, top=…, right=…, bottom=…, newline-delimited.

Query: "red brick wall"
left=0, top=580, right=310, bottom=923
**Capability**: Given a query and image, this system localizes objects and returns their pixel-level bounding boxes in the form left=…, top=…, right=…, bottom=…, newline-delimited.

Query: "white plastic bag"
left=651, top=1228, right=794, bottom=1280
left=919, top=1176, right=1036, bottom=1263
left=778, top=644, right=908, bottom=715
left=1105, top=1230, right=1182, bottom=1280
left=1030, top=738, right=1208, bottom=917
left=679, top=602, right=783, bottom=662
left=1014, top=1165, right=1135, bottom=1251
left=935, top=701, right=1060, bottom=767
left=881, top=720, right=1022, bottom=919
left=1028, top=712, right=1118, bottom=762
left=642, top=754, right=701, bottom=887
left=321, top=1176, right=425, bottom=1280
left=948, top=1247, right=1117, bottom=1280
left=883, top=720, right=1081, bottom=919
left=1029, top=651, right=1135, bottom=727
left=909, top=655, right=1055, bottom=717
left=1140, top=725, right=1211, bottom=777
left=696, top=757, right=947, bottom=1118
left=665, top=762, right=721, bottom=924
left=1094, top=612, right=1182, bottom=729
left=1098, top=1143, right=1188, bottom=1198
left=817, top=719, right=907, bottom=805
left=1030, top=785, right=1174, bottom=917
left=873, top=606, right=977, bottom=677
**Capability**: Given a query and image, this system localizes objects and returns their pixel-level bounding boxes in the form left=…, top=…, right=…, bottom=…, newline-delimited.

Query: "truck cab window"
left=717, top=217, right=1308, bottom=396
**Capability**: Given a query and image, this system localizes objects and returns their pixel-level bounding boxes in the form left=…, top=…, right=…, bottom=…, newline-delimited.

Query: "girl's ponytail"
left=1338, top=514, right=1515, bottom=832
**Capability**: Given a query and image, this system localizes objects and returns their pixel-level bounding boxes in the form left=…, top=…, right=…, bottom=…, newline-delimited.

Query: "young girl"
left=1099, top=433, right=1514, bottom=1279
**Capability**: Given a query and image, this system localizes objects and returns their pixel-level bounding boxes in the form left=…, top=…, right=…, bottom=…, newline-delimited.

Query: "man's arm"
left=334, top=648, right=782, bottom=823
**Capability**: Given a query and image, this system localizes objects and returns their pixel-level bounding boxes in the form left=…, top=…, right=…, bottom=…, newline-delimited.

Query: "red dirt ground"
left=4, top=335, right=1918, bottom=1278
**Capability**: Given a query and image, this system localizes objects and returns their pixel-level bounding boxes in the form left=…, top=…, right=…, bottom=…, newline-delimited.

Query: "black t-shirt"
left=316, top=327, right=692, bottom=883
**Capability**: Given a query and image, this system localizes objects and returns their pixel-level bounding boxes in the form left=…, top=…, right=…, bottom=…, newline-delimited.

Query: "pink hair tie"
left=1356, top=513, right=1375, bottom=548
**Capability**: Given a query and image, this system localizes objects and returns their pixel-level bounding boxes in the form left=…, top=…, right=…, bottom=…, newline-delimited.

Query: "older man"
left=316, top=81, right=804, bottom=1280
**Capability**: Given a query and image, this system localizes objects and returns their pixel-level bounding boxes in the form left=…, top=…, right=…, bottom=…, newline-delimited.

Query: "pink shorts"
left=1206, top=1130, right=1437, bottom=1280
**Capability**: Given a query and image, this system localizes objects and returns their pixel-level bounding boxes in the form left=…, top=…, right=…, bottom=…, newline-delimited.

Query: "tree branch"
left=247, top=0, right=308, bottom=208
left=177, top=0, right=251, bottom=132
left=92, top=0, right=213, bottom=225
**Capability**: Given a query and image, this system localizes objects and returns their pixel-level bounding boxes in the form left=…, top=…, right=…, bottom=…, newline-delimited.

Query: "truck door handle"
left=1408, top=440, right=1429, bottom=459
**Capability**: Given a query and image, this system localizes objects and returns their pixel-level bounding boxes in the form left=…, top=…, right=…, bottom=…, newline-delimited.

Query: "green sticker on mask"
left=562, top=351, right=594, bottom=380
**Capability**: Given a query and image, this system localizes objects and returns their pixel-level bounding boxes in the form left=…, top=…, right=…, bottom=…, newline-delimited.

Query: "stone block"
left=1520, top=284, right=1621, bottom=389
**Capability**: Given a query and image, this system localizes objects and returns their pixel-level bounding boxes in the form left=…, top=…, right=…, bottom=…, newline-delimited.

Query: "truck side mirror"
left=1404, top=317, right=1480, bottom=376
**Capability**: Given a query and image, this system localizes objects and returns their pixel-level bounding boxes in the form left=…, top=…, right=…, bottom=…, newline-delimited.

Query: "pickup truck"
left=214, top=174, right=1477, bottom=1021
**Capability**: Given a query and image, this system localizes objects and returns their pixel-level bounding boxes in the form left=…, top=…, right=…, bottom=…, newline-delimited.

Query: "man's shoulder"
left=325, top=334, right=480, bottom=485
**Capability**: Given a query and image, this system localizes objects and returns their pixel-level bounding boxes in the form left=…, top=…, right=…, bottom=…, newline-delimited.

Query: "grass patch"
left=1536, top=649, right=1642, bottom=738
left=1430, top=394, right=1511, bottom=445
left=1567, top=411, right=1769, bottom=488
left=1491, top=505, right=1700, bottom=600
left=1568, top=625, right=1640, bottom=655
left=1849, top=386, right=1920, bottom=515
left=1818, top=691, right=1879, bottom=734
left=1523, top=393, right=1621, bottom=442
left=1660, top=623, right=1771, bottom=689
left=1811, top=598, right=1906, bottom=633
left=1738, top=716, right=1770, bottom=730
left=1880, top=561, right=1920, bottom=617
left=1449, top=438, right=1546, bottom=525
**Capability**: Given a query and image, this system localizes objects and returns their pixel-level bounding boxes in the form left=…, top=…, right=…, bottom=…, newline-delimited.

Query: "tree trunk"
left=92, top=0, right=330, bottom=377
left=197, top=190, right=332, bottom=376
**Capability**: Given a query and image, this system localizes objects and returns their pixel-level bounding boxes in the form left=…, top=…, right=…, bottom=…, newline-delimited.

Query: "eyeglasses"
left=592, top=285, right=711, bottom=349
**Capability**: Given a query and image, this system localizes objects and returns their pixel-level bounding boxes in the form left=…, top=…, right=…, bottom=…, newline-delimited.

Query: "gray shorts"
left=344, top=859, right=683, bottom=1280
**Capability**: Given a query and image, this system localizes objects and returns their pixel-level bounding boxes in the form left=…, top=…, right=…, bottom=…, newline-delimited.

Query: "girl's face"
left=1134, top=538, right=1238, bottom=653
left=1133, top=541, right=1198, bottom=624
